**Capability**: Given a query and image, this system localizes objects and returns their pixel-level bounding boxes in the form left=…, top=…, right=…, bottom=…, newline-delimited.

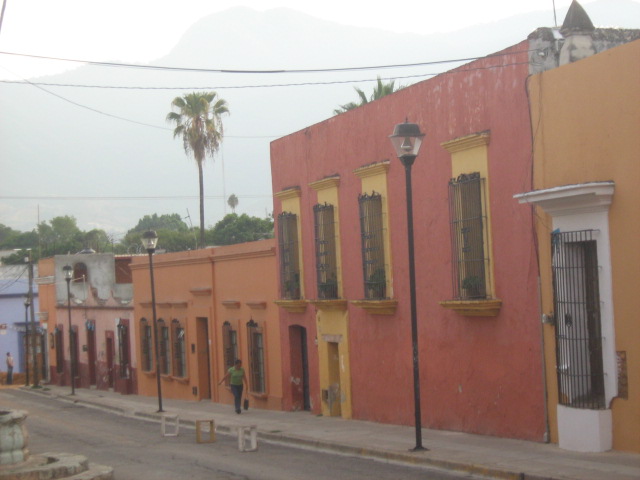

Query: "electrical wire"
left=0, top=53, right=531, bottom=135
left=0, top=48, right=533, bottom=75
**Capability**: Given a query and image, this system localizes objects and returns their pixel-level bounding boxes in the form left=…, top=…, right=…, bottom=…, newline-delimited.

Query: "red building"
left=271, top=38, right=548, bottom=440
left=270, top=3, right=638, bottom=442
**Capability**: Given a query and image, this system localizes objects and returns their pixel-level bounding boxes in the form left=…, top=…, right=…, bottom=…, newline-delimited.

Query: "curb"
left=19, top=388, right=568, bottom=480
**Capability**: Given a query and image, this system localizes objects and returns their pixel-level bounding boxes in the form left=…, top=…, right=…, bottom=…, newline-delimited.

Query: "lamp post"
left=62, top=265, right=75, bottom=395
left=390, top=120, right=427, bottom=451
left=23, top=295, right=31, bottom=386
left=142, top=230, right=164, bottom=413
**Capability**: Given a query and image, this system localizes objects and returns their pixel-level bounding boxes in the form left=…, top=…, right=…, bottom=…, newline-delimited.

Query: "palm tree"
left=167, top=91, right=229, bottom=248
left=227, top=194, right=239, bottom=213
left=333, top=77, right=399, bottom=115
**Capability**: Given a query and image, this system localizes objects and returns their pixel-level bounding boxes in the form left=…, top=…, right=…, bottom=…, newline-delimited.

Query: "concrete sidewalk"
left=19, top=385, right=640, bottom=480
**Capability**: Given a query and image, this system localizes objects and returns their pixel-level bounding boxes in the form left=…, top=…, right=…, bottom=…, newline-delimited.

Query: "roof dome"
left=561, top=1, right=595, bottom=36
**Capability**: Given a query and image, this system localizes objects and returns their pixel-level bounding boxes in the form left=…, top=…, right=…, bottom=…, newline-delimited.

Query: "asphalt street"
left=1, top=388, right=481, bottom=480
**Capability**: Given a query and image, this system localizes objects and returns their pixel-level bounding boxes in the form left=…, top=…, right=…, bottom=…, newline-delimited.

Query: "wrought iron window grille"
left=447, top=172, right=490, bottom=300
left=222, top=321, right=238, bottom=370
left=278, top=211, right=301, bottom=300
left=247, top=319, right=266, bottom=394
left=171, top=319, right=187, bottom=378
left=358, top=192, right=387, bottom=300
left=552, top=229, right=605, bottom=410
left=313, top=203, right=339, bottom=299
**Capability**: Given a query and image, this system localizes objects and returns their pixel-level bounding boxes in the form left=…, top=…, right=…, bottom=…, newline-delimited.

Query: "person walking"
left=6, top=352, right=14, bottom=385
left=218, top=359, right=247, bottom=414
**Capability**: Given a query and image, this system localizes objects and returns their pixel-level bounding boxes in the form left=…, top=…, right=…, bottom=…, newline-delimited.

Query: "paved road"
left=1, top=388, right=481, bottom=480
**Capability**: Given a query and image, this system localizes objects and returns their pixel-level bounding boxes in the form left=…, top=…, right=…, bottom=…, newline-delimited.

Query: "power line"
left=0, top=49, right=532, bottom=75
left=0, top=71, right=440, bottom=90
left=0, top=55, right=531, bottom=134
left=0, top=56, right=532, bottom=92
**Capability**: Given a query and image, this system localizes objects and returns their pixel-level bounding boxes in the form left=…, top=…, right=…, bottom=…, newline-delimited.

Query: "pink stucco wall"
left=271, top=41, right=546, bottom=440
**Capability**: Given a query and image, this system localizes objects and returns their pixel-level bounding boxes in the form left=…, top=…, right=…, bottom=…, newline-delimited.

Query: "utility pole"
left=26, top=250, right=38, bottom=386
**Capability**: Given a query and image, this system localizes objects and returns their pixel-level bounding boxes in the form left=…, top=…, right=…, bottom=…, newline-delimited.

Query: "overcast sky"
left=0, top=0, right=591, bottom=79
left=0, top=0, right=636, bottom=237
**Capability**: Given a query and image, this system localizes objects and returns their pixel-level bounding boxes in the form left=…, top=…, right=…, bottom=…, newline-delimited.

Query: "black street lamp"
left=142, top=230, right=164, bottom=413
left=390, top=120, right=427, bottom=451
left=23, top=295, right=31, bottom=386
left=62, top=265, right=76, bottom=395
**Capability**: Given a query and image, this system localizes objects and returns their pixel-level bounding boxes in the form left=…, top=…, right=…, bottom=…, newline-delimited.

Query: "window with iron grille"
left=140, top=319, right=153, bottom=372
left=222, top=321, right=238, bottom=371
left=117, top=321, right=130, bottom=378
left=278, top=211, right=301, bottom=299
left=314, top=203, right=338, bottom=299
left=247, top=319, right=265, bottom=394
left=552, top=230, right=605, bottom=409
left=447, top=172, right=489, bottom=300
left=171, top=320, right=187, bottom=378
left=158, top=319, right=171, bottom=375
left=358, top=192, right=386, bottom=299
left=55, top=327, right=64, bottom=373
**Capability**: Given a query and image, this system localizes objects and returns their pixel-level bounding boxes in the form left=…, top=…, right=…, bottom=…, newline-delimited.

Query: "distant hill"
left=1, top=0, right=638, bottom=235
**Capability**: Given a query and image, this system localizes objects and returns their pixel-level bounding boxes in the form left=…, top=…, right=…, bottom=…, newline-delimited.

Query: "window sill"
left=274, top=299, right=307, bottom=313
left=249, top=392, right=268, bottom=399
left=439, top=299, right=502, bottom=317
left=350, top=299, right=398, bottom=315
left=308, top=299, right=348, bottom=311
left=158, top=374, right=190, bottom=384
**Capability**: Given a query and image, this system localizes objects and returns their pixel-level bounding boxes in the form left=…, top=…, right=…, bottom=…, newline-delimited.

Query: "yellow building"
left=516, top=39, right=640, bottom=453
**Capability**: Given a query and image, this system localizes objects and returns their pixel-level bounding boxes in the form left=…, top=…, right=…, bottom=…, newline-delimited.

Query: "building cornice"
left=353, top=161, right=390, bottom=179
left=274, top=187, right=302, bottom=201
left=441, top=131, right=490, bottom=153
left=309, top=176, right=340, bottom=191
left=515, top=181, right=615, bottom=216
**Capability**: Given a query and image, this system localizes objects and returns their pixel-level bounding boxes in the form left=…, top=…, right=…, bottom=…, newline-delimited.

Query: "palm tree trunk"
left=198, top=160, right=205, bottom=248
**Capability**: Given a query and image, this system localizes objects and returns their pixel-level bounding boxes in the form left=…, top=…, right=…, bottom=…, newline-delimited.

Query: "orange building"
left=131, top=239, right=282, bottom=410
left=517, top=39, right=640, bottom=452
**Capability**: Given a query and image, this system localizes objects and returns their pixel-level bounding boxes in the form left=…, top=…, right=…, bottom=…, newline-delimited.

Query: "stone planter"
left=0, top=410, right=29, bottom=465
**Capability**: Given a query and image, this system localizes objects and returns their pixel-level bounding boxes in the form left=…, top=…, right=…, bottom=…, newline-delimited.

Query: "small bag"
left=243, top=398, right=249, bottom=410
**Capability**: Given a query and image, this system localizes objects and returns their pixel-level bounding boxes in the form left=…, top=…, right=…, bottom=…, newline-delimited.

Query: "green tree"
left=0, top=224, right=19, bottom=245
left=333, top=76, right=400, bottom=115
left=208, top=213, right=273, bottom=246
left=0, top=224, right=38, bottom=254
left=129, top=213, right=189, bottom=233
left=166, top=91, right=229, bottom=248
left=121, top=213, right=195, bottom=253
left=38, top=216, right=83, bottom=256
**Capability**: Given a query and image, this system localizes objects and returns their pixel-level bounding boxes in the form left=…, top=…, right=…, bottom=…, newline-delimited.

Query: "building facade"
left=270, top=1, right=638, bottom=443
left=0, top=264, right=40, bottom=383
left=131, top=240, right=283, bottom=410
left=38, top=253, right=136, bottom=394
left=271, top=39, right=547, bottom=440
left=517, top=39, right=640, bottom=453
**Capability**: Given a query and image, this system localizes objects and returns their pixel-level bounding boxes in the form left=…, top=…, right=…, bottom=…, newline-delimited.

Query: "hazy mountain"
left=1, top=0, right=638, bottom=237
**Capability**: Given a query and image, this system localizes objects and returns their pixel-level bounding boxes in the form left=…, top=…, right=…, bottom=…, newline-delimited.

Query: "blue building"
left=0, top=263, right=40, bottom=379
